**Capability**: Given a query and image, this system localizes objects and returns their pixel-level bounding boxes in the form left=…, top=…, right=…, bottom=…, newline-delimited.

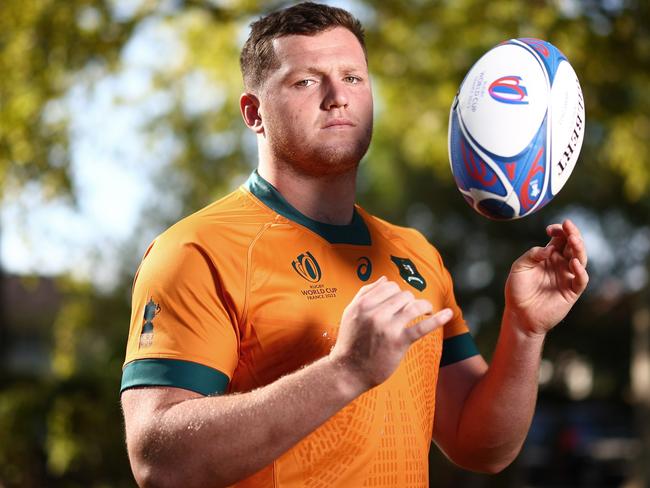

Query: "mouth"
left=322, top=118, right=356, bottom=129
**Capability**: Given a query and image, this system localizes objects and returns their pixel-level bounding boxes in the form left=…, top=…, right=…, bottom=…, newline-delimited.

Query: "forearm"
left=436, top=222, right=588, bottom=473
left=125, top=356, right=366, bottom=488
left=454, top=310, right=545, bottom=471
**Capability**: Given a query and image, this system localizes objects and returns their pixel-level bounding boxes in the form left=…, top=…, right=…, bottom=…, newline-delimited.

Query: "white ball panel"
left=457, top=44, right=549, bottom=158
left=550, top=62, right=586, bottom=196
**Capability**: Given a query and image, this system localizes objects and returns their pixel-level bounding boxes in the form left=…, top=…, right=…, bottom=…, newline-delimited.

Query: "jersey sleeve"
left=432, top=248, right=481, bottom=367
left=120, top=233, right=239, bottom=396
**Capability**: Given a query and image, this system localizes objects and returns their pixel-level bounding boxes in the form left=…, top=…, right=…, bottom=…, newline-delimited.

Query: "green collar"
left=245, top=170, right=371, bottom=246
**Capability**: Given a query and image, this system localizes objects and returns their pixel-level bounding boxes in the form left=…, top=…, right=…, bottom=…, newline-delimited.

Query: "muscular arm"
left=122, top=356, right=364, bottom=488
left=433, top=220, right=588, bottom=473
left=432, top=317, right=544, bottom=473
left=122, top=278, right=453, bottom=488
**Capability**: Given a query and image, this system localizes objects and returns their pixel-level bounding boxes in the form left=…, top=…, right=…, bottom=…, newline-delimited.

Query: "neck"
left=257, top=161, right=357, bottom=226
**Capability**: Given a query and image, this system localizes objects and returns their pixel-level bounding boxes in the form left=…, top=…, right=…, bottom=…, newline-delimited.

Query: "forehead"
left=271, top=27, right=367, bottom=73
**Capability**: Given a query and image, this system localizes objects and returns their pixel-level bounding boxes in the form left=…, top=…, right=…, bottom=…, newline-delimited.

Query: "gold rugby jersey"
left=121, top=170, right=479, bottom=487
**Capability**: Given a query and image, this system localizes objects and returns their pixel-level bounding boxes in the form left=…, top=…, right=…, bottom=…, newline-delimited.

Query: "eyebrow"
left=282, top=64, right=366, bottom=80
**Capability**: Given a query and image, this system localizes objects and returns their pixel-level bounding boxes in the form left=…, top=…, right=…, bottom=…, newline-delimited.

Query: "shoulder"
left=134, top=186, right=277, bottom=287
left=359, top=207, right=445, bottom=264
left=150, top=186, right=274, bottom=256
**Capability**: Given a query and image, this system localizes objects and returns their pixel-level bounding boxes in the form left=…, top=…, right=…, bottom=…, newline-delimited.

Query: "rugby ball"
left=448, top=38, right=585, bottom=220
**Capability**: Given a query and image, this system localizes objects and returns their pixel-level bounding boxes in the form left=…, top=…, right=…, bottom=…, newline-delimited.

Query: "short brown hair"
left=240, top=2, right=366, bottom=90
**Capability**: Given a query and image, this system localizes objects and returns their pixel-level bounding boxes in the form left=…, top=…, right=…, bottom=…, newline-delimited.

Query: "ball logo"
left=292, top=251, right=322, bottom=283
left=489, top=76, right=529, bottom=105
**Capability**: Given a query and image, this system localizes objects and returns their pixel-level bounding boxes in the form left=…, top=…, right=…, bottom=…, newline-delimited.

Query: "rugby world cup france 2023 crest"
left=448, top=38, right=585, bottom=220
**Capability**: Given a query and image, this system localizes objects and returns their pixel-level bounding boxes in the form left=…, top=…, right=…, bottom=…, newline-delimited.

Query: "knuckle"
left=407, top=322, right=428, bottom=342
left=402, top=290, right=415, bottom=301
left=356, top=297, right=369, bottom=312
left=406, top=323, right=421, bottom=337
left=386, top=282, right=400, bottom=293
left=343, top=302, right=356, bottom=316
left=407, top=302, right=427, bottom=317
left=358, top=283, right=371, bottom=294
left=343, top=304, right=363, bottom=323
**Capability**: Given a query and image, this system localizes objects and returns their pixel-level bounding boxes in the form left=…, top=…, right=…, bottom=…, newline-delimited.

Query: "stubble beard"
left=268, top=122, right=373, bottom=178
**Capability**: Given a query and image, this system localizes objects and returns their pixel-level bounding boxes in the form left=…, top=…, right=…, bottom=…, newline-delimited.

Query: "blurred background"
left=1, top=0, right=649, bottom=486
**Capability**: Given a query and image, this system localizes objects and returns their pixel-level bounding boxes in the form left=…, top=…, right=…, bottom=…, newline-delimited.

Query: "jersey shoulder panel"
left=150, top=187, right=280, bottom=285
left=139, top=185, right=280, bottom=327
left=122, top=187, right=277, bottom=394
left=164, top=186, right=276, bottom=248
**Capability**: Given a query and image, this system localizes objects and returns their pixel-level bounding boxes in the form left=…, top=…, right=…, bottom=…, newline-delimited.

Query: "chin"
left=290, top=158, right=358, bottom=178
left=274, top=142, right=368, bottom=178
left=303, top=148, right=364, bottom=177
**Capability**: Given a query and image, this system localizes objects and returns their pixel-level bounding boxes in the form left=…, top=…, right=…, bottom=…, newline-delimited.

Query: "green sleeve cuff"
left=121, top=359, right=229, bottom=396
left=440, top=332, right=480, bottom=367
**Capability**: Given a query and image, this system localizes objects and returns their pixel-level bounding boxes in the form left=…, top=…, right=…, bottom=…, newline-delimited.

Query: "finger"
left=550, top=250, right=578, bottom=284
left=567, top=233, right=588, bottom=268
left=394, top=298, right=433, bottom=322
left=355, top=275, right=387, bottom=298
left=560, top=219, right=586, bottom=261
left=546, top=224, right=567, bottom=248
left=403, top=308, right=453, bottom=343
left=550, top=247, right=569, bottom=271
left=358, top=280, right=403, bottom=310
left=377, top=289, right=417, bottom=316
left=562, top=219, right=587, bottom=266
left=517, top=245, right=554, bottom=268
left=562, top=219, right=583, bottom=241
left=546, top=223, right=564, bottom=237
left=570, top=258, right=589, bottom=295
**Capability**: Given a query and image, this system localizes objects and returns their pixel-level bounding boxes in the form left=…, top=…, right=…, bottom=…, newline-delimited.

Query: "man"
left=120, top=3, right=589, bottom=487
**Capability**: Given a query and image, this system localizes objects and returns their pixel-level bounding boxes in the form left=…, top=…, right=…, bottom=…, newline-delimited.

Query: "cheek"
left=290, top=107, right=306, bottom=125
left=265, top=107, right=310, bottom=145
left=269, top=99, right=306, bottom=125
left=362, top=93, right=374, bottom=119
left=351, top=89, right=373, bottom=120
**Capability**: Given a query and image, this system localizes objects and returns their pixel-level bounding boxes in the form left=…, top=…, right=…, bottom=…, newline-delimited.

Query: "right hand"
left=329, top=276, right=453, bottom=391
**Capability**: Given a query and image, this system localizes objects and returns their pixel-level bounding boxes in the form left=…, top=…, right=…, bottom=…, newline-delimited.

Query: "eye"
left=344, top=76, right=361, bottom=84
left=295, top=79, right=316, bottom=87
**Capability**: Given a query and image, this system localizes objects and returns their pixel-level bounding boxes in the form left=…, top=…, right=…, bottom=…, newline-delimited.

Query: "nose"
left=322, top=79, right=349, bottom=110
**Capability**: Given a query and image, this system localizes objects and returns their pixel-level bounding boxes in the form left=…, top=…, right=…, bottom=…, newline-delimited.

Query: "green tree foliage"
left=1, top=0, right=649, bottom=486
left=0, top=0, right=149, bottom=200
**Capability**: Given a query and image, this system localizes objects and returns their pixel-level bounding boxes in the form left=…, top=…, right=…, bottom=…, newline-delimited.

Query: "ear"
left=240, top=92, right=264, bottom=134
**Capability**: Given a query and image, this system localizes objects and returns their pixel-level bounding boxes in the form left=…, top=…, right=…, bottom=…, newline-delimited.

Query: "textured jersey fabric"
left=121, top=170, right=479, bottom=487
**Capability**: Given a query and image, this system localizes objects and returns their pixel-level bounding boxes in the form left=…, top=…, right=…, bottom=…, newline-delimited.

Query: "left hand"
left=505, top=219, right=589, bottom=336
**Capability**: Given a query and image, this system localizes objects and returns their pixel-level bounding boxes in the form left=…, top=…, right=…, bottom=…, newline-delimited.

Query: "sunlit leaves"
left=607, top=114, right=650, bottom=201
left=0, top=0, right=144, bottom=198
